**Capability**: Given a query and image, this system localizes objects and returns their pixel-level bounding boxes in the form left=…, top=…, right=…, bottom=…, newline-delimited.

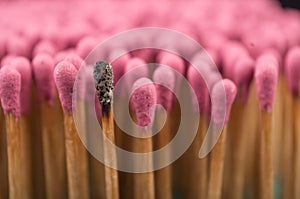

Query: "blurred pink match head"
left=0, top=67, right=21, bottom=118
left=76, top=36, right=98, bottom=58
left=285, top=47, right=300, bottom=96
left=187, top=65, right=207, bottom=114
left=211, top=79, right=237, bottom=125
left=1, top=55, right=16, bottom=66
left=64, top=53, right=84, bottom=70
left=159, top=53, right=185, bottom=75
left=153, top=66, right=175, bottom=113
left=125, top=58, right=148, bottom=89
left=6, top=35, right=32, bottom=58
left=0, top=35, right=6, bottom=58
left=255, top=53, right=279, bottom=112
left=221, top=41, right=249, bottom=79
left=243, top=28, right=287, bottom=58
left=130, top=78, right=157, bottom=127
left=54, top=61, right=78, bottom=113
left=109, top=49, right=131, bottom=86
left=33, top=40, right=57, bottom=57
left=32, top=53, right=56, bottom=105
left=131, top=49, right=154, bottom=62
left=233, top=56, right=254, bottom=102
left=54, top=49, right=76, bottom=65
left=10, top=57, right=32, bottom=115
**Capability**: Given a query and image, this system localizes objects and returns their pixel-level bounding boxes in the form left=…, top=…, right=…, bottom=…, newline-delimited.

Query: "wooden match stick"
left=187, top=62, right=210, bottom=199
left=132, top=128, right=155, bottom=199
left=0, top=103, right=8, bottom=199
left=93, top=61, right=119, bottom=199
left=0, top=67, right=32, bottom=199
left=255, top=53, right=278, bottom=199
left=153, top=66, right=175, bottom=199
left=285, top=47, right=300, bottom=199
left=32, top=53, right=67, bottom=199
left=154, top=111, right=172, bottom=199
left=207, top=79, right=237, bottom=199
left=84, top=67, right=106, bottom=199
left=292, top=96, right=300, bottom=199
left=54, top=60, right=90, bottom=199
left=130, top=77, right=156, bottom=199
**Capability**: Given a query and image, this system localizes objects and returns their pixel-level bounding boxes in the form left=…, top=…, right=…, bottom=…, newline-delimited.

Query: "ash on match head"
left=93, top=60, right=114, bottom=113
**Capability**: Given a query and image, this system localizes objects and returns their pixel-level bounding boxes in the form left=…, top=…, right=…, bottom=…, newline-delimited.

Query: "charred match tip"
left=93, top=60, right=114, bottom=114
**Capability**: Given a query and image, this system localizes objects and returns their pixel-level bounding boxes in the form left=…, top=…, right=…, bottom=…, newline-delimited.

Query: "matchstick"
left=158, top=52, right=185, bottom=196
left=130, top=77, right=156, bottom=199
left=285, top=46, right=300, bottom=199
left=93, top=61, right=119, bottom=199
left=207, top=79, right=237, bottom=199
left=32, top=53, right=68, bottom=199
left=8, top=56, right=47, bottom=198
left=111, top=52, right=133, bottom=199
left=0, top=97, right=8, bottom=199
left=84, top=67, right=106, bottom=199
left=54, top=60, right=90, bottom=199
left=153, top=66, right=175, bottom=199
left=255, top=53, right=278, bottom=199
left=219, top=41, right=256, bottom=199
left=0, top=67, right=32, bottom=199
left=187, top=62, right=210, bottom=199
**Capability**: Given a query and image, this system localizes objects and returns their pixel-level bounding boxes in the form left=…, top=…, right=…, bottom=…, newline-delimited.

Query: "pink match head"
left=109, top=50, right=131, bottom=86
left=206, top=48, right=221, bottom=70
left=211, top=79, right=237, bottom=125
left=0, top=35, right=6, bottom=59
left=130, top=78, right=157, bottom=127
left=6, top=35, right=32, bottom=58
left=159, top=53, right=185, bottom=75
left=76, top=36, right=98, bottom=59
left=32, top=53, right=56, bottom=105
left=0, top=67, right=21, bottom=118
left=33, top=40, right=57, bottom=57
left=285, top=46, right=300, bottom=96
left=54, top=49, right=75, bottom=65
left=54, top=61, right=78, bottom=113
left=221, top=41, right=250, bottom=79
left=125, top=58, right=148, bottom=89
left=187, top=65, right=208, bottom=114
left=153, top=66, right=175, bottom=113
left=255, top=53, right=279, bottom=112
left=1, top=55, right=17, bottom=66
left=232, top=55, right=254, bottom=102
left=131, top=49, right=155, bottom=62
left=242, top=27, right=287, bottom=58
left=64, top=53, right=84, bottom=70
left=10, top=57, right=32, bottom=115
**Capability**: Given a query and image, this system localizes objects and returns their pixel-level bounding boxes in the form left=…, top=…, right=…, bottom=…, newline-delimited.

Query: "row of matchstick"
left=0, top=0, right=300, bottom=199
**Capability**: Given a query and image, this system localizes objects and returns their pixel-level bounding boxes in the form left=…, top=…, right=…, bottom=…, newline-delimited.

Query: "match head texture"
left=211, top=79, right=237, bottom=125
left=255, top=53, right=279, bottom=112
left=131, top=78, right=157, bottom=127
left=153, top=66, right=175, bottom=113
left=10, top=56, right=32, bottom=115
left=32, top=53, right=56, bottom=104
left=0, top=67, right=21, bottom=117
left=54, top=61, right=77, bottom=113
left=64, top=53, right=84, bottom=70
left=285, top=46, right=300, bottom=96
left=93, top=60, right=114, bottom=113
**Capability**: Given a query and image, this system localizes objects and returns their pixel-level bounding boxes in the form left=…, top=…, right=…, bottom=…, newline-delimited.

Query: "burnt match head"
left=93, top=61, right=114, bottom=113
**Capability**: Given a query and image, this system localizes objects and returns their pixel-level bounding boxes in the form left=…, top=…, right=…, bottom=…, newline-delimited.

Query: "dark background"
left=278, top=0, right=300, bottom=9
